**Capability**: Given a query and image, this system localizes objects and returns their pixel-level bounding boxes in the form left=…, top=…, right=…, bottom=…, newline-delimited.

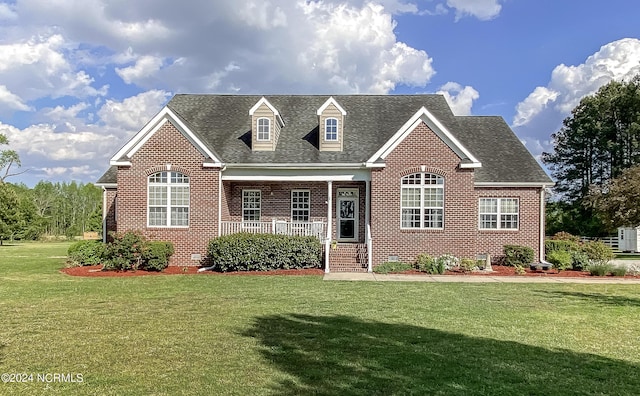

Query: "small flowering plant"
left=437, top=254, right=460, bottom=270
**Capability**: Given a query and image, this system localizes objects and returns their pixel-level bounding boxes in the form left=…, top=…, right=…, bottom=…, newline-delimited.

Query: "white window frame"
left=242, top=190, right=261, bottom=222
left=400, top=173, right=444, bottom=230
left=147, top=171, right=189, bottom=228
left=325, top=117, right=338, bottom=141
left=257, top=117, right=271, bottom=141
left=291, top=189, right=310, bottom=222
left=479, top=198, right=519, bottom=230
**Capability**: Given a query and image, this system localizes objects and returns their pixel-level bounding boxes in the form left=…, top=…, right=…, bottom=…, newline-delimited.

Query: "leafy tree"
left=543, top=76, right=640, bottom=235
left=0, top=183, right=21, bottom=245
left=586, top=164, right=640, bottom=228
left=0, top=133, right=25, bottom=183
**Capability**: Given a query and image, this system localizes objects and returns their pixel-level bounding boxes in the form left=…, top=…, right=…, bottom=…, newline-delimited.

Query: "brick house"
left=97, top=95, right=552, bottom=272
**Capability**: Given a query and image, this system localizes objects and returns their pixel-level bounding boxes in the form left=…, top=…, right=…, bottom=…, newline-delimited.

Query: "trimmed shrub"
left=460, top=258, right=477, bottom=272
left=207, top=233, right=322, bottom=272
left=550, top=231, right=581, bottom=242
left=570, top=250, right=590, bottom=271
left=436, top=254, right=459, bottom=270
left=142, top=241, right=175, bottom=271
left=373, top=262, right=412, bottom=274
left=67, top=240, right=105, bottom=266
left=545, top=239, right=579, bottom=254
left=546, top=250, right=572, bottom=271
left=581, top=241, right=615, bottom=265
left=503, top=245, right=535, bottom=267
left=414, top=253, right=434, bottom=272
left=102, top=231, right=148, bottom=271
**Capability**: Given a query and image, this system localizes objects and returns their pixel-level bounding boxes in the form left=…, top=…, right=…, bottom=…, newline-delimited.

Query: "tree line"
left=544, top=75, right=640, bottom=236
left=0, top=181, right=102, bottom=244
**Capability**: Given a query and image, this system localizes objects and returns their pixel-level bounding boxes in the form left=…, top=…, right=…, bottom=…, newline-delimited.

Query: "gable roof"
left=97, top=94, right=552, bottom=185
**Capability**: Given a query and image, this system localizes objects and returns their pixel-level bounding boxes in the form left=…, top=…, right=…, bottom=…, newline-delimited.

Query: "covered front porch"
left=218, top=168, right=373, bottom=272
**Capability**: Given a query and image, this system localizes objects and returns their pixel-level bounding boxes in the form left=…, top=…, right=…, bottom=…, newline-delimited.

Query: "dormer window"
left=257, top=117, right=271, bottom=141
left=317, top=97, right=346, bottom=152
left=249, top=97, right=284, bottom=151
left=325, top=118, right=338, bottom=141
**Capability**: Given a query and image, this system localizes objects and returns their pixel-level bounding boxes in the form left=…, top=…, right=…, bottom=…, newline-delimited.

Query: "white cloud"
left=0, top=85, right=32, bottom=112
left=0, top=3, right=17, bottom=20
left=436, top=82, right=479, bottom=115
left=39, top=165, right=98, bottom=178
left=0, top=34, right=107, bottom=102
left=297, top=2, right=434, bottom=93
left=446, top=0, right=502, bottom=21
left=236, top=1, right=287, bottom=29
left=512, top=86, right=559, bottom=127
left=514, top=38, right=640, bottom=128
left=116, top=55, right=165, bottom=85
left=98, top=90, right=171, bottom=132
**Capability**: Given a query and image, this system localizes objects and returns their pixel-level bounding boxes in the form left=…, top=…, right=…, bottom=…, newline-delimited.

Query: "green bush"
left=581, top=241, right=614, bottom=265
left=588, top=262, right=614, bottom=277
left=610, top=266, right=628, bottom=277
left=207, top=233, right=321, bottom=272
left=545, top=239, right=580, bottom=254
left=67, top=240, right=105, bottom=266
left=413, top=253, right=447, bottom=274
left=142, top=241, right=175, bottom=271
left=546, top=250, right=573, bottom=271
left=102, top=231, right=148, bottom=271
left=460, top=258, right=477, bottom=272
left=570, top=250, right=590, bottom=271
left=373, top=262, right=412, bottom=274
left=550, top=231, right=581, bottom=242
left=414, top=253, right=434, bottom=272
left=503, top=245, right=535, bottom=267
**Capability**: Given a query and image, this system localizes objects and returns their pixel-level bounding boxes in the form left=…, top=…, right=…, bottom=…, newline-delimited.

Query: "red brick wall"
left=115, top=120, right=220, bottom=265
left=476, top=187, right=542, bottom=262
left=104, top=188, right=117, bottom=241
left=370, top=121, right=542, bottom=266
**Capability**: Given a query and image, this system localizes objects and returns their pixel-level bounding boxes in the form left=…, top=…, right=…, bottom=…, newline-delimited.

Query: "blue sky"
left=1, top=0, right=639, bottom=186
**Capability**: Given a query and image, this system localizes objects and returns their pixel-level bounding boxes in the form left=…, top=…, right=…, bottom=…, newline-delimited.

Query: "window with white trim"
left=148, top=171, right=189, bottom=227
left=479, top=198, right=519, bottom=230
left=325, top=118, right=338, bottom=141
left=243, top=190, right=261, bottom=221
left=291, top=190, right=310, bottom=222
left=257, top=118, right=271, bottom=141
left=401, top=173, right=444, bottom=229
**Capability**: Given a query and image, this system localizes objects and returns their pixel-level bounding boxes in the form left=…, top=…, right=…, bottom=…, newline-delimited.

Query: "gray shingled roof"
left=97, top=94, right=551, bottom=185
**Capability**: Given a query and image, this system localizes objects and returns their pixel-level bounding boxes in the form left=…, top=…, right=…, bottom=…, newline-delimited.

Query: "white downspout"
left=101, top=187, right=107, bottom=244
left=539, top=188, right=547, bottom=263
left=365, top=179, right=372, bottom=272
left=325, top=180, right=333, bottom=273
left=218, top=168, right=223, bottom=237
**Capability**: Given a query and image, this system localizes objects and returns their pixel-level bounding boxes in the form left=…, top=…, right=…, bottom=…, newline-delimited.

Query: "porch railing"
left=220, top=220, right=327, bottom=241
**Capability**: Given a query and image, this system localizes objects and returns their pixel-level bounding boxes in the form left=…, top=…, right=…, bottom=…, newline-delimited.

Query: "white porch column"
left=325, top=180, right=333, bottom=273
left=365, top=179, right=372, bottom=272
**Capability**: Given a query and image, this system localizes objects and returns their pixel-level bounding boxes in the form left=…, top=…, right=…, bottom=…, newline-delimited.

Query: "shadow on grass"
left=243, top=314, right=640, bottom=395
left=542, top=291, right=640, bottom=307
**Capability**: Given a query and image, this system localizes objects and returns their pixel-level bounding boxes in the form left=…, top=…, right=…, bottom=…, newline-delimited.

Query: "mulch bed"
left=61, top=264, right=639, bottom=278
left=401, top=265, right=640, bottom=278
left=60, top=265, right=325, bottom=277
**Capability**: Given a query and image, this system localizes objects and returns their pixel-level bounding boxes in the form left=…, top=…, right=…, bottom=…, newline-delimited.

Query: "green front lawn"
left=1, top=242, right=639, bottom=395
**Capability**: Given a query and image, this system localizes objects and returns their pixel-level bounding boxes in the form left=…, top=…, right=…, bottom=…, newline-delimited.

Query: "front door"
left=337, top=189, right=358, bottom=241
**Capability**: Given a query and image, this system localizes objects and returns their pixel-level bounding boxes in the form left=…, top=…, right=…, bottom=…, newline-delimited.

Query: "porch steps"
left=329, top=243, right=368, bottom=272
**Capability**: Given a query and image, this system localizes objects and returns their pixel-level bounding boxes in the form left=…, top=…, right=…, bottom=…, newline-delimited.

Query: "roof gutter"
left=224, top=162, right=372, bottom=170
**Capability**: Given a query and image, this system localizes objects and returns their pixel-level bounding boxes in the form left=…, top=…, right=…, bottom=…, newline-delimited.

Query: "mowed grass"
left=1, top=243, right=640, bottom=395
